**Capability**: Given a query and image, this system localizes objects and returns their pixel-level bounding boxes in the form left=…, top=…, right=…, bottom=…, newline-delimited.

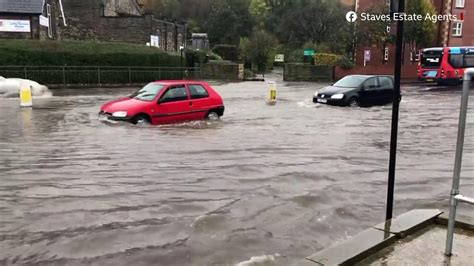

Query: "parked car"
left=313, top=75, right=396, bottom=107
left=100, top=80, right=225, bottom=125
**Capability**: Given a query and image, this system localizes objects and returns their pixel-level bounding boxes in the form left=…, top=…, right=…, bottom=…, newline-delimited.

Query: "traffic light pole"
left=386, top=0, right=405, bottom=221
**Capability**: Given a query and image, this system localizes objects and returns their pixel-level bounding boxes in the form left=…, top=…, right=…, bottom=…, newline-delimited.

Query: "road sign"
left=364, top=50, right=371, bottom=67
left=364, top=50, right=371, bottom=61
left=275, top=54, right=285, bottom=62
left=20, top=86, right=33, bottom=107
left=304, top=49, right=315, bottom=56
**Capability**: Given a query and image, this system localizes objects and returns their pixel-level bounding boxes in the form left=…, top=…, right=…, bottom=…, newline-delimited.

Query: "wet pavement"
left=357, top=225, right=474, bottom=265
left=0, top=75, right=473, bottom=265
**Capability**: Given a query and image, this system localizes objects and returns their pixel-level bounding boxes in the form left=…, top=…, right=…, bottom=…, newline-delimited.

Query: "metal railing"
left=445, top=68, right=474, bottom=256
left=0, top=66, right=202, bottom=87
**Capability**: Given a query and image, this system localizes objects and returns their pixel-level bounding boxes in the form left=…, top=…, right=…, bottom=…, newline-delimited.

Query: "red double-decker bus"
left=418, top=47, right=474, bottom=85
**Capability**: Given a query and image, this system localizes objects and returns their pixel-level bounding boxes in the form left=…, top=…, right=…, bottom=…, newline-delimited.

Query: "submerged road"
left=0, top=77, right=473, bottom=265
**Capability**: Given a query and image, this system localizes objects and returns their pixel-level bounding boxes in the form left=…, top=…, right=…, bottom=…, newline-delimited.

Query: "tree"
left=240, top=29, right=278, bottom=72
left=357, top=5, right=395, bottom=64
left=404, top=0, right=437, bottom=52
left=276, top=0, right=351, bottom=53
left=207, top=6, right=241, bottom=45
left=206, top=0, right=254, bottom=46
left=152, top=0, right=182, bottom=20
left=249, top=0, right=269, bottom=28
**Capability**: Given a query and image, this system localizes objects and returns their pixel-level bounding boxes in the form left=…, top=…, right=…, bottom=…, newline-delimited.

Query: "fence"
left=0, top=66, right=202, bottom=87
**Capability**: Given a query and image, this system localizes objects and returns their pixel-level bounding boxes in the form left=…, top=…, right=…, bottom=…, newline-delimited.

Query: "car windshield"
left=333, top=76, right=367, bottom=88
left=131, top=83, right=165, bottom=101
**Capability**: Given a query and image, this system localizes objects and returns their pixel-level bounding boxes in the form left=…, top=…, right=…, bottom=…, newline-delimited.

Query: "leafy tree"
left=249, top=0, right=269, bottom=27
left=276, top=0, right=350, bottom=53
left=357, top=5, right=395, bottom=64
left=152, top=0, right=182, bottom=20
left=404, top=0, right=437, bottom=52
left=240, top=29, right=278, bottom=72
left=207, top=6, right=241, bottom=45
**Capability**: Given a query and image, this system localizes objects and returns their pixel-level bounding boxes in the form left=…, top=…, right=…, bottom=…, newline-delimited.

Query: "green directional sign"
left=304, top=49, right=315, bottom=56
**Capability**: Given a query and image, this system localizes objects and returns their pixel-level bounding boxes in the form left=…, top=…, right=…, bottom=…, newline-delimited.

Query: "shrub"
left=338, top=57, right=355, bottom=69
left=314, top=53, right=339, bottom=66
left=212, top=44, right=239, bottom=61
left=185, top=49, right=208, bottom=67
left=244, top=69, right=256, bottom=79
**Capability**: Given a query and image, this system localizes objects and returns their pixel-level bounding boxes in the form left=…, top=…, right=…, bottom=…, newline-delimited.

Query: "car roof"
left=152, top=80, right=208, bottom=85
left=345, top=74, right=394, bottom=79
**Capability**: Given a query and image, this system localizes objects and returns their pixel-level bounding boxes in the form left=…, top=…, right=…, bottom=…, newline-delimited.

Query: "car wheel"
left=348, top=97, right=359, bottom=107
left=131, top=114, right=150, bottom=125
left=207, top=111, right=219, bottom=121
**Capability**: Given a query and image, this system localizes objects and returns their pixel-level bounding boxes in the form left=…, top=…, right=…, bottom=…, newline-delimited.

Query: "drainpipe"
left=58, top=0, right=67, bottom=26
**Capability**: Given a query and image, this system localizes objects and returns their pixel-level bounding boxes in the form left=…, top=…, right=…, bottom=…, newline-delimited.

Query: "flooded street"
left=0, top=76, right=473, bottom=265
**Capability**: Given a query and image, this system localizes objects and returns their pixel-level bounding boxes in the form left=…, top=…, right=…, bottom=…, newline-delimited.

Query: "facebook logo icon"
left=346, top=11, right=358, bottom=23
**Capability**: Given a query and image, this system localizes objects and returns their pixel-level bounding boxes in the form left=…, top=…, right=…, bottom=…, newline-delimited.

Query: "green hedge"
left=314, top=53, right=340, bottom=66
left=0, top=39, right=182, bottom=66
left=185, top=49, right=208, bottom=67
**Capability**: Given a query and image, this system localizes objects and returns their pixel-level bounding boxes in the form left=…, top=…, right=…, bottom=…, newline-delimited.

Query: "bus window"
left=464, top=55, right=474, bottom=67
left=449, top=54, right=464, bottom=68
left=421, top=51, right=442, bottom=68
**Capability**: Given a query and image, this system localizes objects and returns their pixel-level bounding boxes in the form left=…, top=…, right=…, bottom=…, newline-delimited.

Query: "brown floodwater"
left=0, top=75, right=473, bottom=265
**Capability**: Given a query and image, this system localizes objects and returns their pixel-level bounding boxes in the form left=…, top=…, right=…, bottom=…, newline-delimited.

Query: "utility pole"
left=386, top=0, right=405, bottom=221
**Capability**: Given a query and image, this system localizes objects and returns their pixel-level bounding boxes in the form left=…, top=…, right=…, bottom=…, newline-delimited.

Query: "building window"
left=167, top=31, right=174, bottom=52
left=177, top=33, right=183, bottom=49
left=455, top=0, right=465, bottom=8
left=384, top=47, right=389, bottom=61
left=452, top=22, right=463, bottom=37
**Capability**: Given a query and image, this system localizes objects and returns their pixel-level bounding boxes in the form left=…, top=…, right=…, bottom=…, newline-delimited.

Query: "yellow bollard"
left=20, top=85, right=33, bottom=107
left=267, top=81, right=277, bottom=105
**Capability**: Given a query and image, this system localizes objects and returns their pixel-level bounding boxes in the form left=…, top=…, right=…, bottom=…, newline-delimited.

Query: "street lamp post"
left=386, top=0, right=405, bottom=221
left=180, top=45, right=184, bottom=79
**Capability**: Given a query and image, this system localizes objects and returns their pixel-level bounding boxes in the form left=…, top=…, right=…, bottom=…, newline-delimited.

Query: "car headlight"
left=331, top=93, right=344, bottom=100
left=314, top=91, right=319, bottom=97
left=112, top=111, right=128, bottom=118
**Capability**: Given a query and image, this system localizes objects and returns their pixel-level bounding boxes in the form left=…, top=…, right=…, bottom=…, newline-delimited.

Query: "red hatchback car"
left=99, top=80, right=225, bottom=125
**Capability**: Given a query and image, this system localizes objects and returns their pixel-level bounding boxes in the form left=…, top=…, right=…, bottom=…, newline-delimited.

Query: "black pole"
left=386, top=0, right=405, bottom=221
left=180, top=50, right=183, bottom=79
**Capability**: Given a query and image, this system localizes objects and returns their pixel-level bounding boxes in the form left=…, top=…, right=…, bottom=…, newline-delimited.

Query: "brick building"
left=346, top=0, right=452, bottom=78
left=440, top=0, right=474, bottom=46
left=0, top=0, right=65, bottom=40
left=0, top=0, right=186, bottom=53
left=58, top=0, right=186, bottom=52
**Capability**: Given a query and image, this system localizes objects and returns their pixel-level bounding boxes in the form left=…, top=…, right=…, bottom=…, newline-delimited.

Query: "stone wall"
left=104, top=0, right=142, bottom=17
left=283, top=64, right=334, bottom=82
left=202, top=62, right=244, bottom=80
